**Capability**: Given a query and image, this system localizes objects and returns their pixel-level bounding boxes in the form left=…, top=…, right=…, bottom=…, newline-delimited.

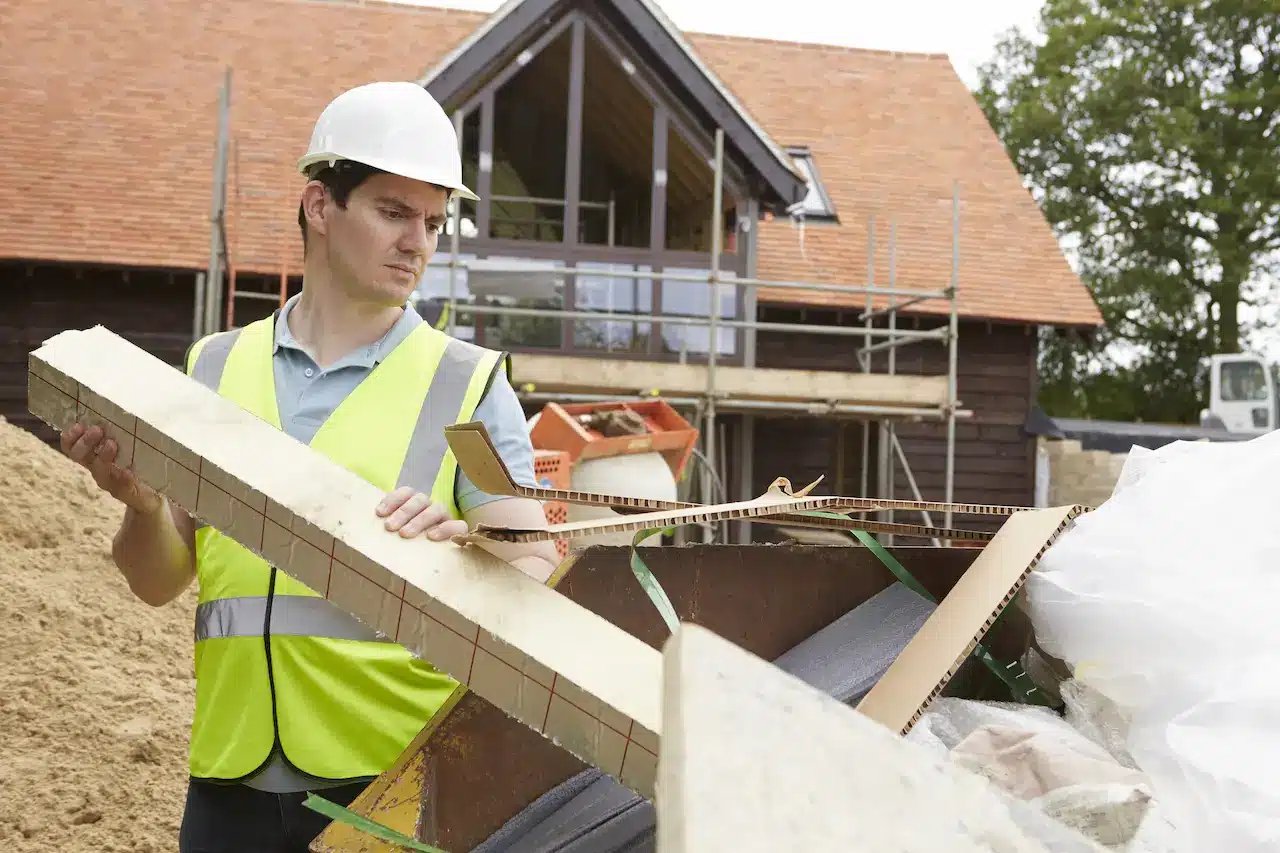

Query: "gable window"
left=786, top=146, right=837, bottom=222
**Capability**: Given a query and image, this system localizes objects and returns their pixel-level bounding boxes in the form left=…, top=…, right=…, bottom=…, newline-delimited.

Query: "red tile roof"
left=0, top=0, right=1101, bottom=327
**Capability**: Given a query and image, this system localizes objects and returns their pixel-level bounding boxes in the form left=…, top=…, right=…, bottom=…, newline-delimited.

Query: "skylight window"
left=785, top=145, right=837, bottom=222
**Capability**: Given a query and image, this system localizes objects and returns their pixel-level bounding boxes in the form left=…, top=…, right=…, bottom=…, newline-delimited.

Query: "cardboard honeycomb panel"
left=27, top=326, right=662, bottom=796
left=446, top=422, right=1001, bottom=544
left=657, top=624, right=1063, bottom=853
left=855, top=504, right=1081, bottom=734
left=465, top=508, right=995, bottom=546
left=448, top=421, right=1032, bottom=518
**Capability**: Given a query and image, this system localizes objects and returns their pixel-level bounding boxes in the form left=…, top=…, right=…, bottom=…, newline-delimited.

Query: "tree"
left=975, top=0, right=1280, bottom=423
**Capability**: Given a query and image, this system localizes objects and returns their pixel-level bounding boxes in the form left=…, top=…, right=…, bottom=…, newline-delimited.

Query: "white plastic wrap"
left=1027, top=431, right=1280, bottom=853
left=907, top=697, right=1153, bottom=847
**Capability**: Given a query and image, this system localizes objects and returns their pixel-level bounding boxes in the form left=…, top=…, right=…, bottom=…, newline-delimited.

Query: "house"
left=0, top=0, right=1102, bottom=538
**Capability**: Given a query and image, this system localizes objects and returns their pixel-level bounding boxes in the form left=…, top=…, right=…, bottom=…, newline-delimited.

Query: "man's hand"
left=377, top=487, right=468, bottom=541
left=61, top=422, right=164, bottom=515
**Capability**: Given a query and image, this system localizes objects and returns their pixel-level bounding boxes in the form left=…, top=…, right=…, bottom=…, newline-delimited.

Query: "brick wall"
left=1038, top=437, right=1128, bottom=508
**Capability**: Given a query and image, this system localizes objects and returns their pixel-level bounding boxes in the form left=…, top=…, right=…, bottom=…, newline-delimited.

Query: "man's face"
left=310, top=171, right=449, bottom=307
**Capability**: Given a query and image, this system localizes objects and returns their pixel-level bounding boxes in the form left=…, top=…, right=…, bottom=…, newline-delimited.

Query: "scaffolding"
left=197, top=68, right=294, bottom=340
left=425, top=128, right=964, bottom=543
left=202, top=78, right=964, bottom=545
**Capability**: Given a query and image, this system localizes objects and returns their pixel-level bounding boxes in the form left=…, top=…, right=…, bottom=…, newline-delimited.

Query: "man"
left=58, top=81, right=560, bottom=852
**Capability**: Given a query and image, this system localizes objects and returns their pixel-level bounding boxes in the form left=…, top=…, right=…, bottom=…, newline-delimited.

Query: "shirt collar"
left=273, top=292, right=423, bottom=369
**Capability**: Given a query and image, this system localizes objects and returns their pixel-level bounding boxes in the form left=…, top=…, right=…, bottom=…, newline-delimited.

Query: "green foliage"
left=976, top=0, right=1280, bottom=422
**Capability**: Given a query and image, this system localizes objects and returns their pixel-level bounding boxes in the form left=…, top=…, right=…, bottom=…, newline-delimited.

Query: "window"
left=574, top=262, right=653, bottom=353
left=660, top=267, right=736, bottom=357
left=1221, top=360, right=1269, bottom=402
left=414, top=252, right=476, bottom=341
left=473, top=256, right=566, bottom=350
left=785, top=145, right=837, bottom=222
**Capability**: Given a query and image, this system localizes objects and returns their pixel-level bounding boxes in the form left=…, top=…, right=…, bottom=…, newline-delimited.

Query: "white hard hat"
left=298, top=81, right=479, bottom=202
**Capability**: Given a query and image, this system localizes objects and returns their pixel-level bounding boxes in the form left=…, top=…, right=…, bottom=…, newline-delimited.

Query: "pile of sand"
left=0, top=416, right=196, bottom=852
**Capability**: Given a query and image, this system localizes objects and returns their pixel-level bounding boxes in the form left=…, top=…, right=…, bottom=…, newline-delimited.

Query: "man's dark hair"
left=297, top=160, right=386, bottom=249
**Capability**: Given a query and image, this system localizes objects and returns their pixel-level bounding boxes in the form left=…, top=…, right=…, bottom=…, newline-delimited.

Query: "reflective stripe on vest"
left=194, top=596, right=390, bottom=643
left=184, top=313, right=506, bottom=782
left=189, top=327, right=238, bottom=390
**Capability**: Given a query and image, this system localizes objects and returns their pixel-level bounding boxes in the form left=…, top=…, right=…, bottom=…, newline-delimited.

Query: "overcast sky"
left=401, top=0, right=1047, bottom=87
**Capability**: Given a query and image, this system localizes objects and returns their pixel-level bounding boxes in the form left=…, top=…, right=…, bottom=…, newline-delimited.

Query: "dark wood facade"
left=1, top=262, right=197, bottom=442
left=747, top=304, right=1038, bottom=536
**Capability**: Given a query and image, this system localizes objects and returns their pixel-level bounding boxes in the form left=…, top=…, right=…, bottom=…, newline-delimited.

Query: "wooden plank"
left=510, top=353, right=949, bottom=408
left=26, top=325, right=662, bottom=798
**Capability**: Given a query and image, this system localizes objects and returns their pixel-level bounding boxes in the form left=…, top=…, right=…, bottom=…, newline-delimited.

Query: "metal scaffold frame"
left=202, top=70, right=963, bottom=544
left=425, top=128, right=963, bottom=543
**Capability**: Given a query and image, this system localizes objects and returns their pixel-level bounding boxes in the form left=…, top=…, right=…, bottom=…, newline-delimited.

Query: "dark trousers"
left=178, top=778, right=368, bottom=853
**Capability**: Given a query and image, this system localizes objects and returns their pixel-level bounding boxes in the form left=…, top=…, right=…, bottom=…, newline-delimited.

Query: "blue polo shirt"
left=270, top=293, right=536, bottom=514
left=240, top=294, right=536, bottom=792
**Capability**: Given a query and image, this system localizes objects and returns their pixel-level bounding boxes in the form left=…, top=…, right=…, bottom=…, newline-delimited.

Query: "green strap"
left=849, top=527, right=932, bottom=600
left=629, top=526, right=680, bottom=634
left=303, top=794, right=449, bottom=852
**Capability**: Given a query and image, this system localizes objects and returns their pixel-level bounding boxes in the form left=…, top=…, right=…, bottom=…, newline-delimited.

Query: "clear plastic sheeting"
left=1027, top=431, right=1280, bottom=853
left=906, top=697, right=1154, bottom=848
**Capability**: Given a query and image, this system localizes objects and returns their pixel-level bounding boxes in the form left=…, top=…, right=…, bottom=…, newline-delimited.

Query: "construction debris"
left=773, top=581, right=936, bottom=706
left=19, top=323, right=1224, bottom=853
left=313, top=542, right=1008, bottom=851
left=443, top=420, right=1011, bottom=544
left=1029, top=433, right=1280, bottom=851
left=580, top=408, right=648, bottom=438
left=657, top=625, right=1105, bottom=853
left=906, top=697, right=1154, bottom=846
left=469, top=580, right=937, bottom=852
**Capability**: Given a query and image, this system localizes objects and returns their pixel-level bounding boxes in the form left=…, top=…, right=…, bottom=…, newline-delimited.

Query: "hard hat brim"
left=296, top=152, right=481, bottom=202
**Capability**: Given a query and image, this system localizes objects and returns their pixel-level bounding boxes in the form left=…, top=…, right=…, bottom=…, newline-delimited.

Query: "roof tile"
left=0, top=0, right=1100, bottom=327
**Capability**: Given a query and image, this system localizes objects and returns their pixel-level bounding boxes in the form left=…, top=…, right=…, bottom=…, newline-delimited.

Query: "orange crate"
left=533, top=448, right=571, bottom=560
left=529, top=400, right=698, bottom=479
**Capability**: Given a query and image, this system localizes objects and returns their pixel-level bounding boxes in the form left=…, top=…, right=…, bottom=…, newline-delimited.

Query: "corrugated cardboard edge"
left=456, top=487, right=999, bottom=545
left=460, top=507, right=994, bottom=544
left=855, top=505, right=1084, bottom=735
left=446, top=420, right=1052, bottom=520
left=454, top=483, right=824, bottom=544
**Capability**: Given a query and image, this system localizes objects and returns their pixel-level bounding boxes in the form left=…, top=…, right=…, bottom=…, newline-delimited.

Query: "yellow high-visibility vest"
left=183, top=312, right=506, bottom=782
